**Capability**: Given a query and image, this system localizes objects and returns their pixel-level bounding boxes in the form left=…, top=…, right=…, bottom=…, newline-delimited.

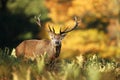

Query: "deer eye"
left=51, top=36, right=55, bottom=39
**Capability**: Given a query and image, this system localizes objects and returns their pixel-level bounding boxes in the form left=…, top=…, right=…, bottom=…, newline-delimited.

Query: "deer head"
left=47, top=17, right=79, bottom=47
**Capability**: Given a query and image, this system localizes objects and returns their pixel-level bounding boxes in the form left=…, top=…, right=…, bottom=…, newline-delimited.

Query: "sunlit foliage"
left=45, top=0, right=119, bottom=23
left=0, top=48, right=119, bottom=80
left=44, top=0, right=120, bottom=58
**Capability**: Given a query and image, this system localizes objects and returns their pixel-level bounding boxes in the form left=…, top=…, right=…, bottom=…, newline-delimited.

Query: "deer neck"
left=50, top=41, right=61, bottom=58
left=51, top=41, right=61, bottom=58
left=55, top=44, right=61, bottom=58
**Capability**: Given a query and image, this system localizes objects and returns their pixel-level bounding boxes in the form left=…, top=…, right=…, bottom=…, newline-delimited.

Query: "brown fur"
left=16, top=39, right=57, bottom=60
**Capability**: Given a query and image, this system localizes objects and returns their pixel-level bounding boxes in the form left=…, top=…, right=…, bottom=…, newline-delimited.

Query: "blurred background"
left=0, top=0, right=120, bottom=59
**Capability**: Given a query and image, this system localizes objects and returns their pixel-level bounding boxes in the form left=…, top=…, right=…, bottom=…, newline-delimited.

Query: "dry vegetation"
left=0, top=48, right=120, bottom=80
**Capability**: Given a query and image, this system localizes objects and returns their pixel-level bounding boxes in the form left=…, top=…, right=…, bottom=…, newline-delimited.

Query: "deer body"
left=16, top=39, right=60, bottom=59
left=15, top=16, right=79, bottom=61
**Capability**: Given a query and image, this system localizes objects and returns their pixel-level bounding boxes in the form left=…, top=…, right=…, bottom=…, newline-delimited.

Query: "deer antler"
left=48, top=24, right=55, bottom=33
left=35, top=15, right=41, bottom=27
left=60, top=17, right=80, bottom=34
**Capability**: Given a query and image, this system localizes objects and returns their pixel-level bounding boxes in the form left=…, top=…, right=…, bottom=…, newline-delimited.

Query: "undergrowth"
left=0, top=48, right=120, bottom=80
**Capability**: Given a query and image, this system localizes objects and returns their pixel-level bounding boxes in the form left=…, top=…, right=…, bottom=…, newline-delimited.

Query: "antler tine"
left=60, top=16, right=79, bottom=34
left=60, top=27, right=62, bottom=33
left=60, top=27, right=69, bottom=34
left=59, top=25, right=63, bottom=34
left=52, top=27, right=55, bottom=33
left=35, top=15, right=41, bottom=27
left=48, top=24, right=52, bottom=32
left=48, top=24, right=56, bottom=33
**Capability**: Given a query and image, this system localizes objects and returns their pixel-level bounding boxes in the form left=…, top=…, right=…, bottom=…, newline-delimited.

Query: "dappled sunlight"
left=45, top=0, right=119, bottom=23
left=44, top=0, right=119, bottom=60
left=59, top=29, right=120, bottom=58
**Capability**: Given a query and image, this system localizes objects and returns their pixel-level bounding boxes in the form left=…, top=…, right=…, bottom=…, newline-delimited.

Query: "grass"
left=0, top=48, right=120, bottom=80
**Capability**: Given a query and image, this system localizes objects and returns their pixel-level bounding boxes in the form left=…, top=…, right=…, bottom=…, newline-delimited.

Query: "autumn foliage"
left=45, top=0, right=119, bottom=23
left=44, top=0, right=120, bottom=58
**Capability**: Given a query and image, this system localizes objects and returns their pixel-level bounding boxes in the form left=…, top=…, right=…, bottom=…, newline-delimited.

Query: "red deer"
left=15, top=17, right=79, bottom=62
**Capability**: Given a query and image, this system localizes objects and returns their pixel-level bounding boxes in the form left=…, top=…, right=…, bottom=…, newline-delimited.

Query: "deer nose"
left=55, top=41, right=59, bottom=45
